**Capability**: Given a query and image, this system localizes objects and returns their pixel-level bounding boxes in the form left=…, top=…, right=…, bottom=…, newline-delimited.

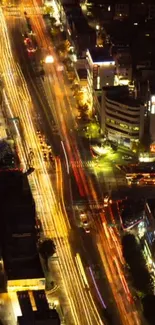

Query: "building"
left=101, top=86, right=144, bottom=148
left=86, top=47, right=115, bottom=90
left=119, top=198, right=145, bottom=230
left=65, top=5, right=96, bottom=56
left=84, top=0, right=155, bottom=22
left=114, top=3, right=129, bottom=20
left=122, top=162, right=155, bottom=182
left=17, top=290, right=60, bottom=325
left=0, top=170, right=45, bottom=292
left=114, top=47, right=132, bottom=85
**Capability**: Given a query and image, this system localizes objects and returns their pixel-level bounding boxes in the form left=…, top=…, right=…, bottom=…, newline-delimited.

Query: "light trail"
left=89, top=267, right=107, bottom=309
left=21, top=2, right=142, bottom=324
left=1, top=7, right=104, bottom=325
left=61, top=141, right=69, bottom=174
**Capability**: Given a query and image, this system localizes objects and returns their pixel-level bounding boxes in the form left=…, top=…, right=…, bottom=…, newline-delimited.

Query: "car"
left=43, top=153, right=47, bottom=161
left=57, top=64, right=64, bottom=72
left=80, top=211, right=89, bottom=228
left=122, top=155, right=133, bottom=161
left=130, top=175, right=144, bottom=185
left=24, top=37, right=37, bottom=53
left=41, top=145, right=46, bottom=152
left=104, top=194, right=109, bottom=207
left=82, top=219, right=88, bottom=227
left=85, top=226, right=90, bottom=234
left=49, top=152, right=54, bottom=161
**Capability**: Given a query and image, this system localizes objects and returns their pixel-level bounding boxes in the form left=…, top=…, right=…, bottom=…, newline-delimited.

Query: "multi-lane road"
left=0, top=2, right=144, bottom=325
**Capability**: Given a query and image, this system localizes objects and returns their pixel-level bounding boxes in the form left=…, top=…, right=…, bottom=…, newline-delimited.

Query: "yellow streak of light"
left=0, top=7, right=104, bottom=325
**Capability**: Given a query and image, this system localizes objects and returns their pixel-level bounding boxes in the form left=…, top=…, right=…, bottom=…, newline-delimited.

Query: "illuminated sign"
left=93, top=61, right=115, bottom=66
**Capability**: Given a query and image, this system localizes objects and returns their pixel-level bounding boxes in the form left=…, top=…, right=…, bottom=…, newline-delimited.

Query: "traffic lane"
left=42, top=62, right=142, bottom=320
left=61, top=164, right=122, bottom=324
left=15, top=9, right=140, bottom=322
left=3, top=15, right=101, bottom=325
left=9, top=19, right=91, bottom=193
left=95, top=221, right=137, bottom=324
left=72, top=165, right=141, bottom=325
left=55, top=103, right=141, bottom=324
left=8, top=23, right=63, bottom=157
left=69, top=226, right=122, bottom=325
left=12, top=34, right=104, bottom=324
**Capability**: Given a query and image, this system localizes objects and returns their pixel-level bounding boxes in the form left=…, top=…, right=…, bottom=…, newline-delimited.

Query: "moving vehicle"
left=104, top=194, right=109, bottom=207
left=122, top=155, right=132, bottom=161
left=24, top=37, right=37, bottom=53
left=80, top=212, right=90, bottom=233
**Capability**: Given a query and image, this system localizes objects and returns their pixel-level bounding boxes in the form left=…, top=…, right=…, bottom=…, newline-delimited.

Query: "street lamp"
left=96, top=24, right=100, bottom=30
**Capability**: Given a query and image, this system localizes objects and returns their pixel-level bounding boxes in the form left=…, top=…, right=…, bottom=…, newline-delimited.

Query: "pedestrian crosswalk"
left=70, top=160, right=97, bottom=168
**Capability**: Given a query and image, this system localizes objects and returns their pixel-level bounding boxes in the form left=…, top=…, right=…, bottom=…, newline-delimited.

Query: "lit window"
left=133, top=126, right=139, bottom=131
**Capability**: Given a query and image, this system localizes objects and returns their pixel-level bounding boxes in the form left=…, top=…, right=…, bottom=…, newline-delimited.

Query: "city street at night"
left=1, top=1, right=155, bottom=325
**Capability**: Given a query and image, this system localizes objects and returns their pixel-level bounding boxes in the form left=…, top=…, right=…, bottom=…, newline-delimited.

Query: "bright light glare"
left=57, top=64, right=64, bottom=71
left=54, top=300, right=59, bottom=306
left=91, top=145, right=111, bottom=155
left=45, top=55, right=54, bottom=63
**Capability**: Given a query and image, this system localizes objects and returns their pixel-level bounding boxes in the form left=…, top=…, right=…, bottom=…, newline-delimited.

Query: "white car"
left=104, top=195, right=109, bottom=207
left=122, top=155, right=132, bottom=160
left=80, top=212, right=90, bottom=233
left=103, top=195, right=112, bottom=207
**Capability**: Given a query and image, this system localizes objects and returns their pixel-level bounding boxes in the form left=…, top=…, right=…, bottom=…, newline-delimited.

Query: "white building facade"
left=101, top=87, right=145, bottom=148
left=86, top=48, right=115, bottom=90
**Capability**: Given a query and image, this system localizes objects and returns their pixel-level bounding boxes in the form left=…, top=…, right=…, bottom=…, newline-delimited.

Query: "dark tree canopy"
left=122, top=234, right=153, bottom=295
left=39, top=239, right=56, bottom=261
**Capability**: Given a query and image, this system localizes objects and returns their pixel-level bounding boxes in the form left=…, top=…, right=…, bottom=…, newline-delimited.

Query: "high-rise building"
left=86, top=47, right=115, bottom=90
left=0, top=170, right=45, bottom=292
left=17, top=290, right=60, bottom=325
left=101, top=86, right=144, bottom=148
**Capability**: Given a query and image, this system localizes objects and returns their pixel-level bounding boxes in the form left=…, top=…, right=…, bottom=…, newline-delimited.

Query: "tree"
left=43, top=6, right=54, bottom=16
left=50, top=17, right=57, bottom=26
left=57, top=40, right=69, bottom=56
left=39, top=239, right=56, bottom=261
left=77, top=103, right=89, bottom=113
left=122, top=234, right=154, bottom=295
left=51, top=26, right=60, bottom=38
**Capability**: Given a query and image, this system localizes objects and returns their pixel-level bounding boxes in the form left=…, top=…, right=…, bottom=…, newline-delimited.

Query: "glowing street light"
left=45, top=55, right=54, bottom=63
left=96, top=25, right=100, bottom=30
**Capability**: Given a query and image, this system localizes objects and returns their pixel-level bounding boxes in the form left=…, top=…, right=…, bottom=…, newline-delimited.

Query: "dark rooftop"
left=65, top=5, right=92, bottom=33
left=88, top=47, right=114, bottom=63
left=77, top=68, right=87, bottom=80
left=120, top=198, right=145, bottom=229
left=18, top=308, right=60, bottom=325
left=0, top=170, right=36, bottom=233
left=0, top=170, right=43, bottom=281
left=103, top=85, right=142, bottom=107
left=5, top=254, right=44, bottom=280
left=123, top=162, right=155, bottom=174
